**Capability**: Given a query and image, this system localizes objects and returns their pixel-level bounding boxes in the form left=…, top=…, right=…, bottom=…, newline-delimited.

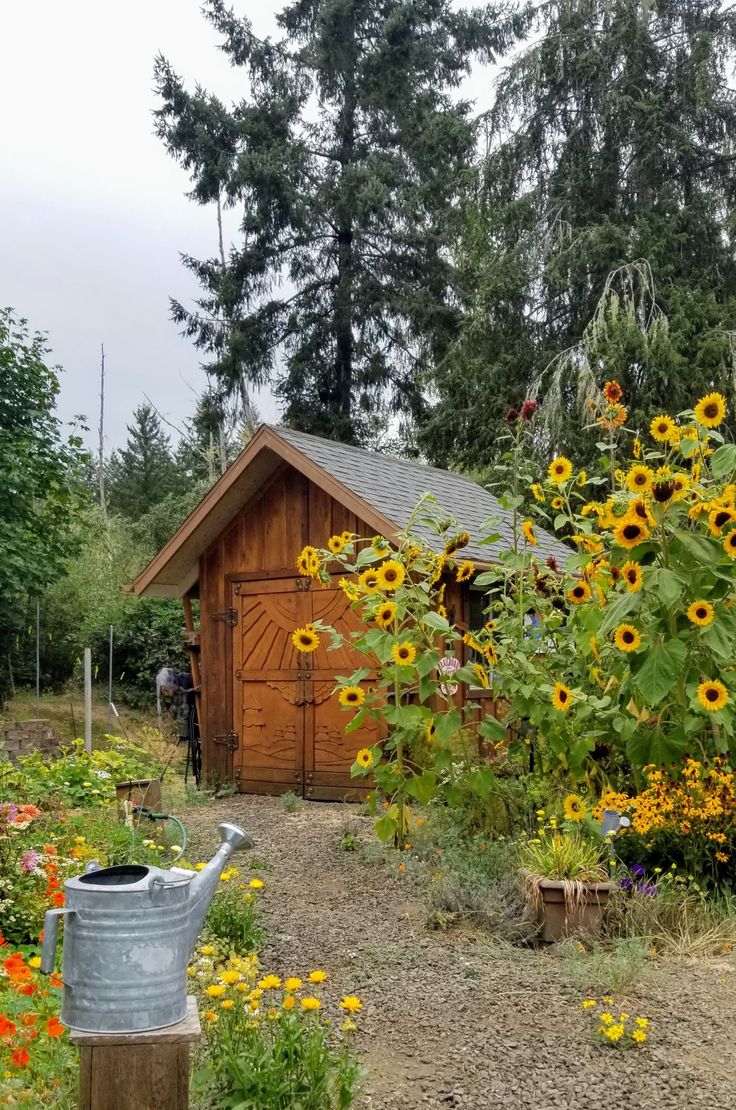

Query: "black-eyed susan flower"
left=709, top=507, right=736, bottom=536
left=694, top=391, right=727, bottom=429
left=551, top=682, right=572, bottom=712
left=356, top=748, right=373, bottom=769
left=359, top=567, right=381, bottom=593
left=613, top=519, right=650, bottom=549
left=687, top=600, right=715, bottom=627
left=614, top=624, right=641, bottom=652
left=392, top=641, right=417, bottom=666
left=456, top=560, right=475, bottom=583
left=626, top=465, right=653, bottom=494
left=297, top=545, right=320, bottom=577
left=697, top=679, right=729, bottom=713
left=338, top=686, right=366, bottom=708
left=291, top=625, right=320, bottom=652
left=377, top=559, right=406, bottom=591
left=563, top=793, right=586, bottom=821
left=444, top=531, right=470, bottom=555
left=522, top=519, right=537, bottom=546
left=724, top=529, right=736, bottom=559
left=327, top=534, right=346, bottom=554
left=374, top=600, right=397, bottom=629
left=621, top=561, right=643, bottom=592
left=650, top=414, right=677, bottom=443
left=567, top=581, right=592, bottom=604
left=603, top=380, right=622, bottom=403
left=549, top=456, right=573, bottom=485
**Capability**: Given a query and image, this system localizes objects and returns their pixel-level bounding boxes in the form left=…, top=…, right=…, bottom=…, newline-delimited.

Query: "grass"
left=1, top=689, right=163, bottom=748
left=559, top=937, right=652, bottom=995
left=605, top=881, right=736, bottom=956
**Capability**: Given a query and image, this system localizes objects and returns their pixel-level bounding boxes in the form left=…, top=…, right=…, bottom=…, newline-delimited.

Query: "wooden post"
left=70, top=996, right=201, bottom=1110
left=84, top=648, right=93, bottom=754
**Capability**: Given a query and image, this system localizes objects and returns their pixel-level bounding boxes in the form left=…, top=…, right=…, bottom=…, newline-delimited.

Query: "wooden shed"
left=131, top=425, right=567, bottom=799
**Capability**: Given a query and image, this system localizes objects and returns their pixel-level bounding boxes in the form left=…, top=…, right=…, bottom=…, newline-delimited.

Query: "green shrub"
left=280, top=791, right=300, bottom=815
left=203, top=881, right=264, bottom=953
left=0, top=738, right=157, bottom=809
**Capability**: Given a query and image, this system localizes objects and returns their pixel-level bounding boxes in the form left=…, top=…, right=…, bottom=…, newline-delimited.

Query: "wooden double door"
left=230, top=576, right=380, bottom=799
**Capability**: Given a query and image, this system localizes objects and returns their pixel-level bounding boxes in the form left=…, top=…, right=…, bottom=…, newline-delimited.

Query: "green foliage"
left=519, top=833, right=608, bottom=883
left=106, top=404, right=179, bottom=518
left=0, top=738, right=157, bottom=809
left=280, top=791, right=300, bottom=815
left=203, top=883, right=264, bottom=953
left=154, top=0, right=520, bottom=445
left=560, top=937, right=651, bottom=996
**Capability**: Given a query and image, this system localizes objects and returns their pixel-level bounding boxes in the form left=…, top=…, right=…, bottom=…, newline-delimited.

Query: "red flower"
left=21, top=1013, right=37, bottom=1026
left=0, top=1015, right=17, bottom=1037
left=11, top=1047, right=30, bottom=1067
left=520, top=399, right=538, bottom=420
left=51, top=891, right=65, bottom=908
left=49, top=974, right=63, bottom=989
left=0, top=932, right=5, bottom=946
left=18, top=984, right=37, bottom=996
left=46, top=1016, right=65, bottom=1039
left=504, top=407, right=519, bottom=425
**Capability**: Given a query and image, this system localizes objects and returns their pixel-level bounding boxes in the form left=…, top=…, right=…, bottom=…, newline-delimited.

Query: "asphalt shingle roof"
left=272, top=426, right=570, bottom=567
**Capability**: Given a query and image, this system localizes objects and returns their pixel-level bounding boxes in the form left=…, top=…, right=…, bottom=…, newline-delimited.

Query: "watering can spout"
left=186, top=822, right=254, bottom=954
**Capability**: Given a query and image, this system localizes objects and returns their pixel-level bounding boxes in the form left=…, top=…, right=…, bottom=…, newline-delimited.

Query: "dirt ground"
left=184, top=794, right=736, bottom=1110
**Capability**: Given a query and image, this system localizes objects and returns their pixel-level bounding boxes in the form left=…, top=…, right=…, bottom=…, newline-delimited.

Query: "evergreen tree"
left=154, top=0, right=521, bottom=446
left=420, top=0, right=736, bottom=466
left=107, top=404, right=178, bottom=518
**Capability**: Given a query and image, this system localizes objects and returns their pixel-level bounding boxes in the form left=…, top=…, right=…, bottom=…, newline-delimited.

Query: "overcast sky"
left=1, top=1, right=491, bottom=452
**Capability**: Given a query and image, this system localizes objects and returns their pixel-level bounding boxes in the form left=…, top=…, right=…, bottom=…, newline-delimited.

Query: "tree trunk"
left=334, top=17, right=357, bottom=441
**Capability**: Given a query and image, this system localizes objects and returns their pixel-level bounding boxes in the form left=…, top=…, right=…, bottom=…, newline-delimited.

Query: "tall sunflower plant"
left=290, top=498, right=506, bottom=849
left=497, top=382, right=736, bottom=782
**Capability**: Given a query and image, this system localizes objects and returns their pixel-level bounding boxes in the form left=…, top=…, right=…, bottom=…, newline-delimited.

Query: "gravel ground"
left=182, top=795, right=736, bottom=1110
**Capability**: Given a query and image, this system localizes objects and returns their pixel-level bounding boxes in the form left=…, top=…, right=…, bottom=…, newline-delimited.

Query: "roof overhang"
left=129, top=425, right=401, bottom=598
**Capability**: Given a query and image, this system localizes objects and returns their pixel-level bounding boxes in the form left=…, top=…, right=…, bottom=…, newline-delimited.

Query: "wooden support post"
left=70, top=997, right=201, bottom=1110
left=83, top=647, right=93, bottom=754
left=182, top=596, right=202, bottom=735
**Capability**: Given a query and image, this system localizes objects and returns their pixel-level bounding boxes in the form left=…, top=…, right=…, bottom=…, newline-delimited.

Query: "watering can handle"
left=41, top=908, right=76, bottom=975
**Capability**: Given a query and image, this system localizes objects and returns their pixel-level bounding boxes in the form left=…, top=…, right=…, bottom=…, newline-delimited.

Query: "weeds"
left=281, top=791, right=301, bottom=815
left=560, top=937, right=651, bottom=995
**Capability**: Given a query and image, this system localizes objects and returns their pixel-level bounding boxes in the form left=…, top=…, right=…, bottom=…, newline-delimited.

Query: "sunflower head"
left=614, top=519, right=650, bottom=550
left=444, top=531, right=470, bottom=555
left=391, top=641, right=417, bottom=666
left=613, top=624, right=641, bottom=652
left=709, top=507, right=736, bottom=536
left=522, top=520, right=537, bottom=546
left=621, top=561, right=643, bottom=592
left=377, top=559, right=406, bottom=591
left=548, top=456, right=573, bottom=485
left=338, top=686, right=366, bottom=708
left=359, top=568, right=381, bottom=593
left=297, top=545, right=320, bottom=577
left=566, top=581, right=591, bottom=605
left=724, top=529, right=736, bottom=559
left=471, top=662, right=489, bottom=688
left=650, top=414, right=677, bottom=443
left=694, top=392, right=727, bottom=429
left=598, top=403, right=628, bottom=431
left=563, top=793, right=586, bottom=822
left=687, top=600, right=714, bottom=627
left=603, top=380, right=623, bottom=404
left=355, top=747, right=374, bottom=768
left=374, top=600, right=397, bottom=629
left=697, top=679, right=729, bottom=713
left=292, top=626, right=320, bottom=653
left=327, top=534, right=345, bottom=554
left=551, top=682, right=572, bottom=712
left=456, top=560, right=475, bottom=583
left=626, top=465, right=653, bottom=494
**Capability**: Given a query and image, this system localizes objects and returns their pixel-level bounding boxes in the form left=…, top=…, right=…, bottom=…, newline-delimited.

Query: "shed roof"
left=131, top=423, right=570, bottom=597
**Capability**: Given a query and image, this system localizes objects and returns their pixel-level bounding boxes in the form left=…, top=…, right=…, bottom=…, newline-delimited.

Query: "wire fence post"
left=107, top=625, right=114, bottom=733
left=35, top=600, right=40, bottom=718
left=84, top=648, right=93, bottom=754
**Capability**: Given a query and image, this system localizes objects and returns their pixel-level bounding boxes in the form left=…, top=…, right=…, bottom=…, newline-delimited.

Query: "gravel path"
left=182, top=795, right=736, bottom=1110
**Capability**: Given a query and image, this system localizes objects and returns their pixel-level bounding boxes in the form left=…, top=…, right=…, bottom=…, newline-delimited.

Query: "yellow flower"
left=341, top=531, right=352, bottom=543
left=631, top=1029, right=648, bottom=1044
left=456, top=560, right=475, bottom=583
left=521, top=519, right=537, bottom=546
left=444, top=531, right=470, bottom=555
left=724, top=529, right=736, bottom=559
left=376, top=559, right=406, bottom=591
left=199, top=945, right=214, bottom=956
left=581, top=1000, right=597, bottom=1009
left=566, top=581, right=591, bottom=605
left=219, top=970, right=241, bottom=985
left=531, top=483, right=545, bottom=503
left=708, top=507, right=736, bottom=535
left=697, top=679, right=729, bottom=713
left=284, top=977, right=303, bottom=992
left=650, top=414, right=677, bottom=442
left=551, top=682, right=572, bottom=712
left=300, top=997, right=321, bottom=1011
left=563, top=794, right=586, bottom=822
left=327, top=534, right=346, bottom=554
left=296, top=545, right=320, bottom=577
left=358, top=567, right=381, bottom=593
left=600, top=1012, right=614, bottom=1025
left=603, top=380, right=622, bottom=403
left=632, top=436, right=642, bottom=459
left=338, top=685, right=366, bottom=708
left=206, top=984, right=226, bottom=998
left=687, top=600, right=714, bottom=627
left=258, top=975, right=282, bottom=990
left=614, top=624, right=641, bottom=652
left=551, top=496, right=564, bottom=511
left=635, top=1017, right=650, bottom=1029
left=374, top=600, right=397, bottom=629
left=203, top=1010, right=218, bottom=1023
left=372, top=535, right=389, bottom=552
left=626, top=465, right=653, bottom=494
left=307, top=970, right=327, bottom=984
left=577, top=470, right=587, bottom=487
left=291, top=625, right=319, bottom=653
left=604, top=1023, right=625, bottom=1042
left=249, top=878, right=264, bottom=890
left=598, top=404, right=628, bottom=431
left=549, top=456, right=573, bottom=485
left=221, top=999, right=234, bottom=1009
left=694, top=391, right=727, bottom=429
left=620, top=561, right=643, bottom=592
left=356, top=748, right=374, bottom=769
left=283, top=995, right=296, bottom=1010
left=471, top=662, right=490, bottom=689
left=340, top=996, right=363, bottom=1013
left=426, top=719, right=437, bottom=743
left=613, top=519, right=650, bottom=550
left=392, top=641, right=417, bottom=666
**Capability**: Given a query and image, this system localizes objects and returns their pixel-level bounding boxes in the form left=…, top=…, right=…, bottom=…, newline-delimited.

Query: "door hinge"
left=213, top=607, right=238, bottom=628
left=213, top=731, right=239, bottom=751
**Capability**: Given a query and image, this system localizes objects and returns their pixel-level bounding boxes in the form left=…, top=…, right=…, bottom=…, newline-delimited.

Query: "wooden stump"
left=69, top=996, right=201, bottom=1110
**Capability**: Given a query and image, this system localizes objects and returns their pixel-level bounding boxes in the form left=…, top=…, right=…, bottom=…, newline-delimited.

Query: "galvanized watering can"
left=40, top=821, right=253, bottom=1034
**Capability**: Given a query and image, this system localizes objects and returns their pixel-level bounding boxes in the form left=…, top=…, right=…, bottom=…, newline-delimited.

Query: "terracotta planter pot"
left=520, top=869, right=614, bottom=943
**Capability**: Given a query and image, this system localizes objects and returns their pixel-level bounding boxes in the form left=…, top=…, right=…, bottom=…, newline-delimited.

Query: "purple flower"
left=20, top=849, right=39, bottom=874
left=619, top=877, right=633, bottom=892
left=635, top=881, right=657, bottom=897
left=631, top=864, right=645, bottom=878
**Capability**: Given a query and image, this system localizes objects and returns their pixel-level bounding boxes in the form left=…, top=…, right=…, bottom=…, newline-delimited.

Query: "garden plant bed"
left=183, top=795, right=736, bottom=1110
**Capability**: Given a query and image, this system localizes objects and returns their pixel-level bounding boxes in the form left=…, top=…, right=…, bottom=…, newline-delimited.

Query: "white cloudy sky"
left=1, top=1, right=492, bottom=451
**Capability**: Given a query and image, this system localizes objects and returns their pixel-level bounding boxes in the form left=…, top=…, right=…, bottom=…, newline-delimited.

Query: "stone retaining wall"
left=0, top=719, right=59, bottom=762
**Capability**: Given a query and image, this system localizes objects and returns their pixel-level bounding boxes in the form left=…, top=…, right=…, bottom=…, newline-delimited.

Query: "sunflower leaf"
left=632, top=639, right=687, bottom=705
left=709, top=443, right=736, bottom=479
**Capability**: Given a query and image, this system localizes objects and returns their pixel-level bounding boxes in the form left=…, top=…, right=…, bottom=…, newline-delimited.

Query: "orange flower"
left=603, top=380, right=623, bottom=403
left=43, top=844, right=58, bottom=857
left=21, top=1013, right=37, bottom=1027
left=51, top=891, right=65, bottom=908
left=49, top=974, right=63, bottom=989
left=0, top=1015, right=17, bottom=1037
left=46, top=1016, right=65, bottom=1038
left=11, top=1047, right=30, bottom=1067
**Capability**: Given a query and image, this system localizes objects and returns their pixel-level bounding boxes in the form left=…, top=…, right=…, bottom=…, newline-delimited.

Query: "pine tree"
left=420, top=0, right=736, bottom=466
left=107, top=404, right=178, bottom=518
left=154, top=0, right=520, bottom=446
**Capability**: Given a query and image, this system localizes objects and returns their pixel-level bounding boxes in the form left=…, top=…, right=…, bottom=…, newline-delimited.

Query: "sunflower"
left=444, top=531, right=470, bottom=555
left=338, top=577, right=360, bottom=602
left=374, top=600, right=397, bottom=629
left=694, top=392, right=727, bottom=429
left=577, top=470, right=587, bottom=487
left=428, top=554, right=445, bottom=585
left=566, top=581, right=592, bottom=605
left=708, top=507, right=736, bottom=536
left=551, top=496, right=564, bottom=510
left=426, top=719, right=437, bottom=742
left=603, top=380, right=623, bottom=403
left=687, top=600, right=714, bottom=627
left=372, top=535, right=389, bottom=553
left=341, top=531, right=353, bottom=543
left=551, top=682, right=573, bottom=712
left=291, top=626, right=320, bottom=653
left=296, top=545, right=320, bottom=577
left=392, top=641, right=417, bottom=666
left=626, top=465, right=653, bottom=494
left=613, top=624, right=641, bottom=652
left=522, top=519, right=537, bottom=546
left=471, top=662, right=489, bottom=688
left=563, top=794, right=586, bottom=822
left=456, top=560, right=475, bottom=583
left=724, top=529, right=736, bottom=559
left=621, top=561, right=643, bottom=592
left=531, top=483, right=545, bottom=503
left=359, top=567, right=381, bottom=593
left=356, top=748, right=373, bottom=768
left=672, top=473, right=690, bottom=500
left=377, top=559, right=406, bottom=591
left=628, top=498, right=655, bottom=527
left=549, top=456, right=573, bottom=485
left=650, top=414, right=677, bottom=443
left=338, top=686, right=366, bottom=708
left=632, top=436, right=642, bottom=460
left=327, top=534, right=346, bottom=554
left=598, top=403, right=628, bottom=431
left=613, top=519, right=650, bottom=549
left=697, top=679, right=729, bottom=713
